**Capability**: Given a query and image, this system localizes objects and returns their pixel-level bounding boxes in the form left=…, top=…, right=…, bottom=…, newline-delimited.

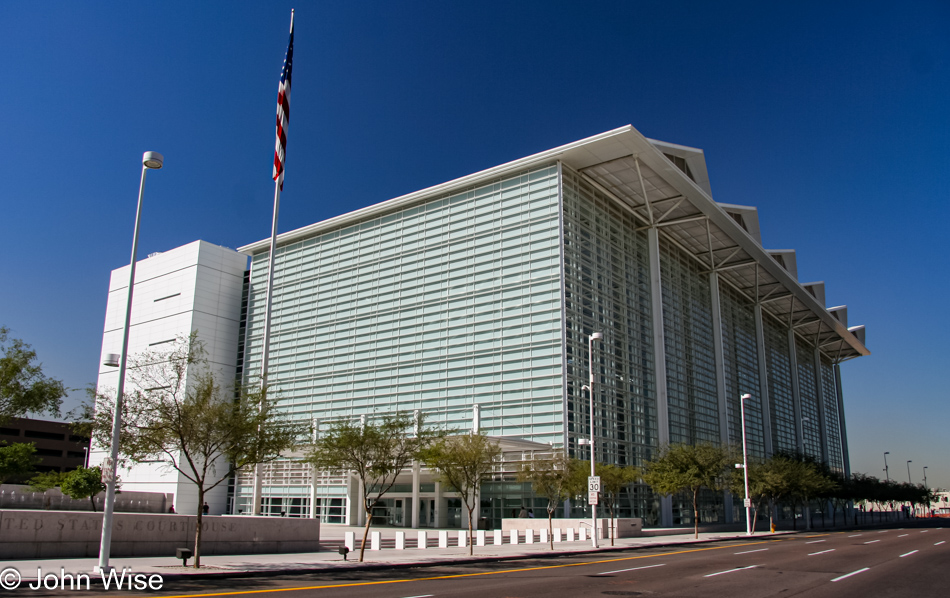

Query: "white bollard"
left=439, top=530, right=448, bottom=548
left=344, top=531, right=356, bottom=551
left=579, top=527, right=587, bottom=542
left=554, top=528, right=561, bottom=542
left=540, top=528, right=549, bottom=544
left=458, top=530, right=468, bottom=548
left=417, top=530, right=428, bottom=550
left=476, top=530, right=486, bottom=546
left=510, top=529, right=519, bottom=545
left=567, top=528, right=575, bottom=542
left=526, top=529, right=535, bottom=544
left=493, top=530, right=503, bottom=545
left=395, top=531, right=405, bottom=550
left=370, top=531, right=381, bottom=551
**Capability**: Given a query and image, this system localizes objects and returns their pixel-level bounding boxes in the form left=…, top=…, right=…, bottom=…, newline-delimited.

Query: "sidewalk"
left=3, top=529, right=799, bottom=582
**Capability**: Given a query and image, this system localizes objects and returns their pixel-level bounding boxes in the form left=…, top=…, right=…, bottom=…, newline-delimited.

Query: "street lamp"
left=923, top=466, right=928, bottom=489
left=739, top=393, right=752, bottom=536
left=883, top=452, right=890, bottom=482
left=907, top=460, right=913, bottom=484
left=587, top=331, right=602, bottom=548
left=97, top=151, right=163, bottom=573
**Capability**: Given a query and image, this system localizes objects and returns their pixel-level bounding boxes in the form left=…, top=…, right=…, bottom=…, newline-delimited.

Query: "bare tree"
left=304, top=412, right=444, bottom=562
left=88, top=334, right=305, bottom=567
left=423, top=433, right=501, bottom=554
left=517, top=450, right=585, bottom=549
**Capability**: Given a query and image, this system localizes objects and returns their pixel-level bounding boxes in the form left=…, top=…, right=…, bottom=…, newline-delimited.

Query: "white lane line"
left=806, top=540, right=826, bottom=544
left=898, top=534, right=908, bottom=537
left=832, top=568, right=870, bottom=582
left=599, top=564, right=665, bottom=575
left=878, top=530, right=889, bottom=533
left=900, top=550, right=918, bottom=558
left=401, top=595, right=434, bottom=598
left=848, top=534, right=862, bottom=537
left=864, top=540, right=880, bottom=544
left=735, top=548, right=768, bottom=555
left=935, top=541, right=946, bottom=546
left=921, top=530, right=930, bottom=533
left=809, top=549, right=835, bottom=556
left=704, top=565, right=759, bottom=577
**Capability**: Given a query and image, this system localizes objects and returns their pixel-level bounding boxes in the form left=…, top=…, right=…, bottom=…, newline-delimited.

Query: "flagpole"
left=251, top=8, right=294, bottom=516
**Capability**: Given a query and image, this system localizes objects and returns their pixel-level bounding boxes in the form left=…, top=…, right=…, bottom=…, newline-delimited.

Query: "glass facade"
left=763, top=316, right=797, bottom=453
left=820, top=358, right=844, bottom=472
left=719, top=283, right=766, bottom=459
left=659, top=239, right=720, bottom=446
left=243, top=165, right=565, bottom=444
left=796, top=337, right=822, bottom=461
left=229, top=157, right=855, bottom=527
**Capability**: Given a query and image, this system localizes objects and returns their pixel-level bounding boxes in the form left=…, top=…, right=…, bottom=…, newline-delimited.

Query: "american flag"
left=273, top=18, right=294, bottom=190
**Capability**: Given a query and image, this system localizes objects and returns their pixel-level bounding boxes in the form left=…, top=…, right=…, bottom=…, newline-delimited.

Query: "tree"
left=28, top=469, right=67, bottom=491
left=0, top=441, right=38, bottom=483
left=782, top=455, right=836, bottom=530
left=596, top=462, right=640, bottom=545
left=88, top=334, right=305, bottom=568
left=60, top=467, right=108, bottom=512
left=0, top=327, right=67, bottom=425
left=517, top=451, right=586, bottom=550
left=304, top=412, right=444, bottom=562
left=423, top=433, right=501, bottom=555
left=641, top=443, right=734, bottom=539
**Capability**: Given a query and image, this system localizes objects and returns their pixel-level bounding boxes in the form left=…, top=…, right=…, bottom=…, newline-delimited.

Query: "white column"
left=709, top=272, right=733, bottom=523
left=812, top=348, right=829, bottom=465
left=647, top=227, right=673, bottom=528
left=788, top=329, right=804, bottom=453
left=411, top=460, right=420, bottom=529
left=753, top=305, right=774, bottom=455
left=834, top=364, right=851, bottom=477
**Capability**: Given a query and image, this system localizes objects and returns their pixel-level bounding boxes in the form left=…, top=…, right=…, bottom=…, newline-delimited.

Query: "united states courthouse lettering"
left=97, top=125, right=867, bottom=528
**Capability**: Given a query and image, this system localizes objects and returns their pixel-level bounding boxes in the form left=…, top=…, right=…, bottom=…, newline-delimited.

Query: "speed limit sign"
left=588, top=476, right=601, bottom=493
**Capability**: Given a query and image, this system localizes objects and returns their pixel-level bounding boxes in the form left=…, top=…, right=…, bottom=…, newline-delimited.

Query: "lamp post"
left=883, top=451, right=890, bottom=482
left=97, top=151, right=163, bottom=573
left=923, top=466, right=928, bottom=489
left=587, top=331, right=602, bottom=548
left=739, top=393, right=752, bottom=536
left=907, top=460, right=913, bottom=484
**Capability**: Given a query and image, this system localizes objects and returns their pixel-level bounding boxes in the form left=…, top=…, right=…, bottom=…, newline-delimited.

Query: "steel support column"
left=647, top=227, right=672, bottom=527
left=753, top=305, right=774, bottom=456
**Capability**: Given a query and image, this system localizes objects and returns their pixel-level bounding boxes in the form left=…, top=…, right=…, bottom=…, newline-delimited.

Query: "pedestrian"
left=519, top=507, right=528, bottom=518
left=202, top=502, right=209, bottom=515
left=168, top=506, right=175, bottom=513
left=528, top=509, right=534, bottom=518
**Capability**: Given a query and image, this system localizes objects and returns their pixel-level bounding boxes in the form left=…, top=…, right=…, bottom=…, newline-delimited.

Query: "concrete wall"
left=501, top=518, right=643, bottom=538
left=0, top=485, right=170, bottom=513
left=0, top=511, right=319, bottom=559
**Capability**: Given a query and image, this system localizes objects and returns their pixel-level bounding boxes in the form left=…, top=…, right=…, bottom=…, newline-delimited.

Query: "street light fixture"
left=587, top=331, right=602, bottom=548
left=907, top=460, right=913, bottom=484
left=739, top=393, right=752, bottom=536
left=97, top=151, right=163, bottom=573
left=883, top=452, right=890, bottom=482
left=923, top=466, right=928, bottom=489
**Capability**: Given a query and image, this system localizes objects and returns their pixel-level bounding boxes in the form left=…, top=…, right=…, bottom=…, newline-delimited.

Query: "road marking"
left=153, top=540, right=776, bottom=598
left=935, top=541, right=946, bottom=546
left=898, top=534, right=908, bottom=537
left=921, top=530, right=929, bottom=533
left=599, top=564, right=665, bottom=575
left=806, top=540, right=826, bottom=544
left=864, top=540, right=880, bottom=544
left=809, top=549, right=835, bottom=556
left=735, top=548, right=768, bottom=554
left=832, top=568, right=870, bottom=582
left=848, top=534, right=862, bottom=537
left=704, top=565, right=759, bottom=577
left=878, top=530, right=889, bottom=533
left=900, top=550, right=918, bottom=558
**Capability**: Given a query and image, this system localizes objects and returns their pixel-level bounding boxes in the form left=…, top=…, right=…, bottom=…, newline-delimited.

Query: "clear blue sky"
left=1, top=1, right=947, bottom=488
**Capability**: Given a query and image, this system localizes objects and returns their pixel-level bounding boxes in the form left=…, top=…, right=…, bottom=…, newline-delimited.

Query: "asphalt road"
left=12, top=521, right=948, bottom=598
